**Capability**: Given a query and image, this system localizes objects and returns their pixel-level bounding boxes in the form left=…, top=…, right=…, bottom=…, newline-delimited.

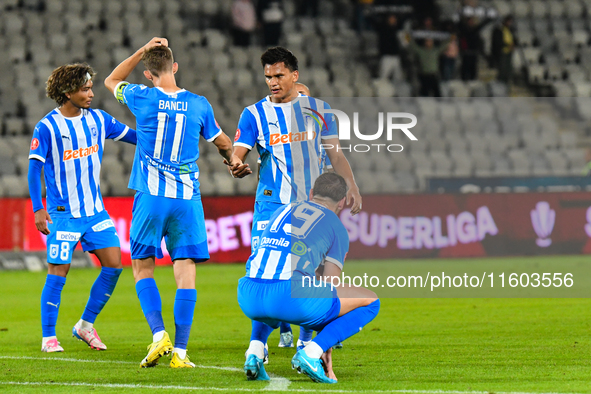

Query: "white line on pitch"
left=0, top=357, right=584, bottom=394
left=265, top=373, right=291, bottom=391
left=0, top=381, right=585, bottom=394
left=0, top=355, right=241, bottom=372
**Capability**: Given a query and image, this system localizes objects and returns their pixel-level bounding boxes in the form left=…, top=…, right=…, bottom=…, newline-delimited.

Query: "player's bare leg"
left=73, top=247, right=123, bottom=350
left=170, top=259, right=197, bottom=368
left=335, top=286, right=378, bottom=317
left=133, top=257, right=156, bottom=282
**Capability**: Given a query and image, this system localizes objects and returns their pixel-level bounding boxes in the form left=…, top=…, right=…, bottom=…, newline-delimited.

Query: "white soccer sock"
left=42, top=336, right=57, bottom=346
left=77, top=319, right=93, bottom=330
left=246, top=340, right=265, bottom=360
left=303, top=341, right=323, bottom=359
left=173, top=347, right=187, bottom=359
left=153, top=330, right=165, bottom=342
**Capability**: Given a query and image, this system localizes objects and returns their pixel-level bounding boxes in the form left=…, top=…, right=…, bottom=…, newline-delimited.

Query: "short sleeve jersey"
left=234, top=95, right=338, bottom=204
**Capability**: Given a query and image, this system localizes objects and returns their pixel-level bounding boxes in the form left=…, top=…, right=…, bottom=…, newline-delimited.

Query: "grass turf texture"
left=0, top=256, right=590, bottom=393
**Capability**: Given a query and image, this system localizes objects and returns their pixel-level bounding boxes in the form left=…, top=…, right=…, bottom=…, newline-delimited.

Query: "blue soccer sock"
left=135, top=278, right=165, bottom=335
left=81, top=267, right=122, bottom=324
left=299, top=326, right=314, bottom=343
left=173, top=289, right=197, bottom=350
left=313, top=299, right=381, bottom=352
left=279, top=321, right=292, bottom=334
left=250, top=320, right=275, bottom=343
left=41, top=274, right=66, bottom=337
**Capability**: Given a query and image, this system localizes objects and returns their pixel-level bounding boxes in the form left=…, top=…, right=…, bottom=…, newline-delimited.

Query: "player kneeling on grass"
left=28, top=63, right=137, bottom=353
left=237, top=173, right=380, bottom=383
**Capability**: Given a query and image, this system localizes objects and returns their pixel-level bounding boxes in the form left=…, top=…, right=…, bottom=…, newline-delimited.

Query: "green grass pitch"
left=0, top=257, right=590, bottom=393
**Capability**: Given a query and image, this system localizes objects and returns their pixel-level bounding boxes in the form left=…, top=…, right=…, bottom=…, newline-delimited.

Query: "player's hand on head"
left=34, top=209, right=52, bottom=235
left=347, top=186, right=362, bottom=215
left=144, top=37, right=168, bottom=51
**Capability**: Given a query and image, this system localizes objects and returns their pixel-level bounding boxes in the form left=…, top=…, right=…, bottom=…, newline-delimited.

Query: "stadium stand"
left=1, top=0, right=589, bottom=197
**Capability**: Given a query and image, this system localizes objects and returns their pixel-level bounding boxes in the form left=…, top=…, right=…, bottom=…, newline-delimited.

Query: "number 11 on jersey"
left=154, top=112, right=186, bottom=163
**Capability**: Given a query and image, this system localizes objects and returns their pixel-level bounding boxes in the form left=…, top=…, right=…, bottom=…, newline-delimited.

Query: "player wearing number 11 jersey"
left=105, top=37, right=249, bottom=368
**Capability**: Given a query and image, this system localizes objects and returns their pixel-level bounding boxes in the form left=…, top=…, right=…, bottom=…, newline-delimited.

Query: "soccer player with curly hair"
left=28, top=63, right=137, bottom=353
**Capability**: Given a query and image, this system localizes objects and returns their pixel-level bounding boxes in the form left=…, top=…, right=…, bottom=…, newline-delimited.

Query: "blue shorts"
left=46, top=210, right=120, bottom=265
left=237, top=277, right=341, bottom=331
left=251, top=201, right=286, bottom=253
left=130, top=192, right=209, bottom=262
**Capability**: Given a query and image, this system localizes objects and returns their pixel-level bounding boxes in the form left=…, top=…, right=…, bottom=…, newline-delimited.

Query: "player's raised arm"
left=104, top=37, right=168, bottom=94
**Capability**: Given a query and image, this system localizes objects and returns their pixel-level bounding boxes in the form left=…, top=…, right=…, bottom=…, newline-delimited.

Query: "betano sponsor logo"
left=269, top=130, right=317, bottom=146
left=63, top=144, right=98, bottom=161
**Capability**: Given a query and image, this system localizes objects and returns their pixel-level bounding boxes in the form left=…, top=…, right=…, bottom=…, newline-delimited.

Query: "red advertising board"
left=3, top=192, right=591, bottom=262
left=17, top=196, right=255, bottom=265
left=342, top=192, right=591, bottom=258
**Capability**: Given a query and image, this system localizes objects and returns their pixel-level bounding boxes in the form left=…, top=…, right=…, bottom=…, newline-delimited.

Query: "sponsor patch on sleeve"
left=234, top=129, right=241, bottom=142
left=30, top=138, right=39, bottom=150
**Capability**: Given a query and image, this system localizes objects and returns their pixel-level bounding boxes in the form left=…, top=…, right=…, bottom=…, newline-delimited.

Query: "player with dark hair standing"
left=105, top=37, right=249, bottom=368
left=231, top=46, right=361, bottom=369
left=29, top=63, right=136, bottom=353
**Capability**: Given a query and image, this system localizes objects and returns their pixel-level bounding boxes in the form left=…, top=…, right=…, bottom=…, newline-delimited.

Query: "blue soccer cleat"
left=333, top=341, right=343, bottom=349
left=244, top=354, right=270, bottom=381
left=291, top=349, right=337, bottom=384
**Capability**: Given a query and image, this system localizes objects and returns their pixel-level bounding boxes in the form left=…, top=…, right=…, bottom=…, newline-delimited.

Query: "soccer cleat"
left=291, top=349, right=337, bottom=384
left=296, top=339, right=311, bottom=351
left=244, top=354, right=270, bottom=381
left=170, top=352, right=195, bottom=368
left=41, top=338, right=64, bottom=353
left=72, top=325, right=107, bottom=350
left=278, top=331, right=294, bottom=348
left=140, top=331, right=173, bottom=368
left=333, top=341, right=343, bottom=349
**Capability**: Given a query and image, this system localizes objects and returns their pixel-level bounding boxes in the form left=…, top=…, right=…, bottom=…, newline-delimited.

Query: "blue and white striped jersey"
left=28, top=108, right=134, bottom=218
left=234, top=95, right=338, bottom=204
left=245, top=201, right=349, bottom=280
left=116, top=83, right=222, bottom=200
